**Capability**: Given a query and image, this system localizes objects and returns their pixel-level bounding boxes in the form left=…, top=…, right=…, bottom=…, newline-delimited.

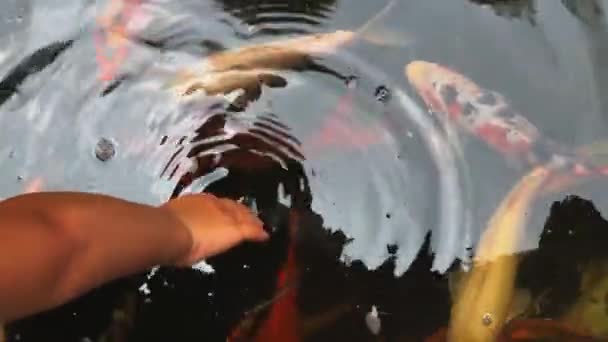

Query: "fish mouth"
left=404, top=60, right=435, bottom=89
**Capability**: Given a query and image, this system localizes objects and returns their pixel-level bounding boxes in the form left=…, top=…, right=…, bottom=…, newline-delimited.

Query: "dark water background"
left=2, top=0, right=608, bottom=341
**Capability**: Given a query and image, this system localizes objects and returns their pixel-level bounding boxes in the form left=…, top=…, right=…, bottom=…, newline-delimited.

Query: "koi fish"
left=168, top=30, right=357, bottom=106
left=94, top=0, right=143, bottom=82
left=303, top=80, right=386, bottom=155
left=228, top=211, right=301, bottom=342
left=448, top=166, right=550, bottom=342
left=404, top=60, right=608, bottom=181
left=175, top=0, right=404, bottom=90
left=170, top=0, right=411, bottom=105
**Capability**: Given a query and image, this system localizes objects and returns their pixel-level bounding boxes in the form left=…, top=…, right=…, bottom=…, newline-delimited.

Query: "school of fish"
left=91, top=6, right=608, bottom=339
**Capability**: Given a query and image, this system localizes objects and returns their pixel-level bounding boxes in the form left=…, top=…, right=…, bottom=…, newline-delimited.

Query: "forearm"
left=0, top=192, right=192, bottom=321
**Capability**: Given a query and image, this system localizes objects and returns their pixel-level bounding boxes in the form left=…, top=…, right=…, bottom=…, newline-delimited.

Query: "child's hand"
left=162, top=193, right=269, bottom=266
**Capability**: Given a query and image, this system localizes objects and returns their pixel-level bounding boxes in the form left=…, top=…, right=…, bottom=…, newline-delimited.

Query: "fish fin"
left=358, top=26, right=415, bottom=48
left=356, top=0, right=415, bottom=48
left=258, top=73, right=288, bottom=89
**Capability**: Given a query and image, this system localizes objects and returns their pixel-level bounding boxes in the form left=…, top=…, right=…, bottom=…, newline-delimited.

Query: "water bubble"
left=138, top=283, right=151, bottom=295
left=374, top=85, right=391, bottom=103
left=482, top=313, right=493, bottom=326
left=95, top=138, right=116, bottom=162
left=365, top=305, right=381, bottom=335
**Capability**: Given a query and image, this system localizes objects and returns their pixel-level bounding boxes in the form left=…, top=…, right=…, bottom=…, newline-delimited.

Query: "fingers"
left=216, top=198, right=268, bottom=241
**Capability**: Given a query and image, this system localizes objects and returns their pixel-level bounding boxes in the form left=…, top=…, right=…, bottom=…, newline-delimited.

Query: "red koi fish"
left=404, top=60, right=608, bottom=180
left=228, top=211, right=301, bottom=342
left=303, top=83, right=385, bottom=155
left=94, top=0, right=143, bottom=82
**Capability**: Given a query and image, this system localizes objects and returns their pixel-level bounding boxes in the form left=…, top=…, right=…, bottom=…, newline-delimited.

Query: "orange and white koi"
left=405, top=60, right=608, bottom=179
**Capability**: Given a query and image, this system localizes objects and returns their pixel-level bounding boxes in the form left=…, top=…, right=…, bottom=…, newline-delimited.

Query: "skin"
left=0, top=191, right=268, bottom=322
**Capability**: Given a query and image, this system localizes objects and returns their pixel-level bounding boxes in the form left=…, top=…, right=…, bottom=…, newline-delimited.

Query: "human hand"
left=162, top=193, right=268, bottom=266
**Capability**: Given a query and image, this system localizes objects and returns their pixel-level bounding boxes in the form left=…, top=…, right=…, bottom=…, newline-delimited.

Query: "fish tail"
left=252, top=211, right=301, bottom=342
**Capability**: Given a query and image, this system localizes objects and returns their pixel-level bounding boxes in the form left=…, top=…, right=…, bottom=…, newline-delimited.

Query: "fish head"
left=405, top=60, right=486, bottom=117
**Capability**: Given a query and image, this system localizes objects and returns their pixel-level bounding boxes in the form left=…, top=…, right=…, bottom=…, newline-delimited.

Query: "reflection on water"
left=2, top=0, right=608, bottom=341
left=470, top=0, right=538, bottom=24
left=213, top=0, right=337, bottom=36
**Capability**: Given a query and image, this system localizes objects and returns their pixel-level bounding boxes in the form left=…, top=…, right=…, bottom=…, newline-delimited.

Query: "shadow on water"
left=3, top=0, right=608, bottom=341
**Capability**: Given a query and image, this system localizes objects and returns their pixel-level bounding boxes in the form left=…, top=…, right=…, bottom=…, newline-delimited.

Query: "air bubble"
left=95, top=137, right=116, bottom=162
left=374, top=85, right=391, bottom=103
left=482, top=313, right=493, bottom=326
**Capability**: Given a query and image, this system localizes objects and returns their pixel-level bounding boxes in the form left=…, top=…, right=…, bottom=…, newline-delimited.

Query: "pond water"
left=2, top=0, right=608, bottom=341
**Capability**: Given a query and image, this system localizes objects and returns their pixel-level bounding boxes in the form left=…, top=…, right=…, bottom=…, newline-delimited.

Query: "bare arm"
left=0, top=191, right=266, bottom=322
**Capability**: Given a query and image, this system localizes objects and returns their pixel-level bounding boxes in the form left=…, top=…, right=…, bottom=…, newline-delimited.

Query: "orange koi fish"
left=94, top=0, right=143, bottom=82
left=404, top=60, right=608, bottom=180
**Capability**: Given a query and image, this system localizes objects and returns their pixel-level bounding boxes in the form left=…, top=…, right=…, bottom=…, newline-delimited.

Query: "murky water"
left=3, top=0, right=608, bottom=341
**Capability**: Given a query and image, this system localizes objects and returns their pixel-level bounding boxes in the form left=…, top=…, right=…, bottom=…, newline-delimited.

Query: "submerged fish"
left=228, top=211, right=301, bottom=342
left=404, top=60, right=608, bottom=182
left=303, top=79, right=386, bottom=155
left=94, top=0, right=144, bottom=82
left=168, top=30, right=357, bottom=107
left=170, top=0, right=412, bottom=107
left=448, top=166, right=550, bottom=342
